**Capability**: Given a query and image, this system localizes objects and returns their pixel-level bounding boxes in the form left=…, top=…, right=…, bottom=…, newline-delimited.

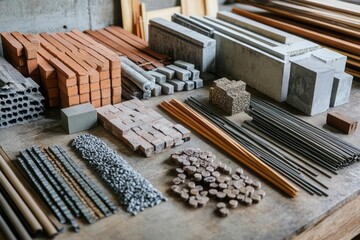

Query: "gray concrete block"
left=166, top=65, right=191, bottom=81
left=61, top=103, right=97, bottom=134
left=158, top=82, right=174, bottom=95
left=184, top=81, right=195, bottom=91
left=190, top=69, right=200, bottom=80
left=214, top=31, right=290, bottom=102
left=174, top=60, right=195, bottom=70
left=149, top=19, right=216, bottom=73
left=142, top=91, right=151, bottom=100
left=193, top=78, right=204, bottom=89
left=172, top=13, right=214, bottom=36
left=151, top=84, right=162, bottom=97
left=156, top=67, right=175, bottom=80
left=148, top=71, right=166, bottom=83
left=311, top=48, right=347, bottom=73
left=330, top=72, right=353, bottom=107
left=167, top=79, right=185, bottom=91
left=287, top=58, right=335, bottom=116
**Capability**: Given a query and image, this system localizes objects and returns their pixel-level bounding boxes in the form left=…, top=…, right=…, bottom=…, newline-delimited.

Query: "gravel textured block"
left=167, top=79, right=185, bottom=91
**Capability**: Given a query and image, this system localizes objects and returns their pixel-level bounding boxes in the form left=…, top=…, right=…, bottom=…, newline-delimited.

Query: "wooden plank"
left=121, top=0, right=134, bottom=33
left=205, top=0, right=218, bottom=17
left=181, top=0, right=205, bottom=17
left=231, top=8, right=360, bottom=55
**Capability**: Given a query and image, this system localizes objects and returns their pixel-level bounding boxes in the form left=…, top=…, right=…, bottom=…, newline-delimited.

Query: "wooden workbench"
left=0, top=81, right=359, bottom=240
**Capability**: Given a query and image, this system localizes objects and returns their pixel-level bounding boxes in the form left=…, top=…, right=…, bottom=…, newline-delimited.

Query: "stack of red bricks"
left=85, top=26, right=171, bottom=70
left=97, top=98, right=191, bottom=157
left=1, top=30, right=121, bottom=108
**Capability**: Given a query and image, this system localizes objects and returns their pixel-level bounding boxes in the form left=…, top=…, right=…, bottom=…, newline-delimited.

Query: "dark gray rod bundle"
left=72, top=134, right=167, bottom=214
left=185, top=97, right=328, bottom=196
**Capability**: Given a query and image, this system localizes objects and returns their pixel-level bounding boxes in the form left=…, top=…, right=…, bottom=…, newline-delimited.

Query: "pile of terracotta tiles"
left=97, top=98, right=191, bottom=157
left=85, top=26, right=170, bottom=70
left=1, top=30, right=121, bottom=108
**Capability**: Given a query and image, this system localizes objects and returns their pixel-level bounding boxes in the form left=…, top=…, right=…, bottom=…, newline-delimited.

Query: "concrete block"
left=190, top=69, right=200, bottom=80
left=214, top=31, right=290, bottom=102
left=184, top=81, right=195, bottom=91
left=167, top=79, right=185, bottom=91
left=156, top=67, right=175, bottom=80
left=172, top=13, right=214, bottom=37
left=330, top=72, right=353, bottom=107
left=149, top=18, right=216, bottom=72
left=142, top=91, right=151, bottom=100
left=193, top=78, right=204, bottom=89
left=61, top=103, right=97, bottom=134
left=174, top=60, right=195, bottom=70
left=151, top=84, right=162, bottom=97
left=166, top=65, right=191, bottom=80
left=287, top=58, right=335, bottom=116
left=149, top=71, right=166, bottom=83
left=158, top=82, right=174, bottom=95
left=311, top=48, right=347, bottom=73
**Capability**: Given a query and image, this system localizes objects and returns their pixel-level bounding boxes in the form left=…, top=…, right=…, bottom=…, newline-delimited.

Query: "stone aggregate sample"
left=209, top=77, right=250, bottom=115
left=170, top=148, right=265, bottom=217
left=17, top=145, right=117, bottom=232
left=0, top=57, right=44, bottom=128
left=72, top=134, right=167, bottom=214
left=97, top=98, right=191, bottom=157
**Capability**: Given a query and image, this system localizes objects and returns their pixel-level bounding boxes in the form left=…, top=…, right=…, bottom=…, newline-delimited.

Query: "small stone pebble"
left=175, top=168, right=184, bottom=174
left=190, top=188, right=199, bottom=196
left=229, top=200, right=238, bottom=208
left=189, top=198, right=198, bottom=208
left=181, top=192, right=190, bottom=201
left=244, top=197, right=253, bottom=205
left=209, top=189, right=218, bottom=196
left=216, top=202, right=226, bottom=209
left=187, top=181, right=196, bottom=189
left=219, top=207, right=229, bottom=217
left=251, top=192, right=261, bottom=203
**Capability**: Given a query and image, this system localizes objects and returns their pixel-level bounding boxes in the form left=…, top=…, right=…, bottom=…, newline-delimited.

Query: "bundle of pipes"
left=17, top=145, right=117, bottom=232
left=1, top=30, right=121, bottom=108
left=85, top=26, right=170, bottom=70
left=232, top=0, right=360, bottom=78
left=0, top=147, right=58, bottom=238
left=0, top=57, right=45, bottom=128
left=185, top=97, right=329, bottom=196
left=159, top=99, right=298, bottom=197
left=244, top=97, right=360, bottom=171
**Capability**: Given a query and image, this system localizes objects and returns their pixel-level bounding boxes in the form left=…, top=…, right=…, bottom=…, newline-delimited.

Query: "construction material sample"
left=72, top=134, right=167, bottom=214
left=0, top=57, right=44, bottom=128
left=97, top=98, right=191, bottom=157
left=61, top=103, right=98, bottom=134
left=17, top=145, right=117, bottom=232
left=149, top=18, right=216, bottom=73
left=170, top=148, right=265, bottom=217
left=209, top=77, right=250, bottom=115
left=327, top=112, right=358, bottom=135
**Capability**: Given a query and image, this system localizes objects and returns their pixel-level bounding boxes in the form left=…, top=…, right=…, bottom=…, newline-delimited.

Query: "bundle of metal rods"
left=159, top=99, right=299, bottom=197
left=244, top=97, right=360, bottom=172
left=185, top=97, right=328, bottom=196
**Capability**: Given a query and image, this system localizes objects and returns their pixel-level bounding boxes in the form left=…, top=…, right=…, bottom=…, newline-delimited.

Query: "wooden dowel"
left=0, top=212, right=17, bottom=240
left=0, top=149, right=58, bottom=237
left=0, top=191, right=32, bottom=240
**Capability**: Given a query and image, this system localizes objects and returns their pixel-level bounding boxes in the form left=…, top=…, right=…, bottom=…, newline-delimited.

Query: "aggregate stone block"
left=184, top=81, right=195, bottom=91
left=174, top=60, right=195, bottom=70
left=151, top=84, right=162, bottom=97
left=148, top=71, right=166, bottom=83
left=156, top=67, right=175, bottom=80
left=193, top=78, right=204, bottom=89
left=311, top=48, right=347, bottom=73
left=158, top=82, right=174, bottom=95
left=167, top=79, right=185, bottom=91
left=190, top=69, right=200, bottom=80
left=287, top=58, right=335, bottom=116
left=61, top=103, right=97, bottom=134
left=166, top=65, right=191, bottom=81
left=330, top=72, right=353, bottom=107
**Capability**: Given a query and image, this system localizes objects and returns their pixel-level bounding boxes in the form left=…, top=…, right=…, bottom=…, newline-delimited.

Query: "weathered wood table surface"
left=0, top=81, right=359, bottom=240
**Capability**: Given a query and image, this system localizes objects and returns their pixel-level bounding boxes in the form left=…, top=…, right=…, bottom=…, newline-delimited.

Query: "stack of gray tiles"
left=0, top=57, right=44, bottom=128
left=149, top=18, right=216, bottom=73
left=149, top=60, right=204, bottom=96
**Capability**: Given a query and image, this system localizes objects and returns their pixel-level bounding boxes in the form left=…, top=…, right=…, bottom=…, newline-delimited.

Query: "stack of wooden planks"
left=233, top=0, right=360, bottom=78
left=120, top=0, right=147, bottom=40
left=1, top=30, right=121, bottom=108
left=85, top=26, right=170, bottom=70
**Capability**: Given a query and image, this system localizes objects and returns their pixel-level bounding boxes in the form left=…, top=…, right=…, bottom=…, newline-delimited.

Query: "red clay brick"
left=3, top=50, right=25, bottom=67
left=58, top=72, right=77, bottom=87
left=101, top=97, right=111, bottom=106
left=91, top=99, right=101, bottom=108
left=1, top=32, right=23, bottom=56
left=79, top=84, right=90, bottom=94
left=90, top=82, right=100, bottom=91
left=101, top=88, right=111, bottom=98
left=100, top=79, right=111, bottom=89
left=91, top=90, right=101, bottom=100
left=80, top=93, right=90, bottom=103
left=100, top=71, right=110, bottom=80
left=112, top=77, right=121, bottom=87
left=59, top=84, right=79, bottom=97
left=111, top=68, right=121, bottom=78
left=46, top=87, right=59, bottom=98
left=38, top=54, right=56, bottom=79
left=49, top=58, right=76, bottom=78
left=11, top=32, right=37, bottom=59
left=60, top=93, right=80, bottom=108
